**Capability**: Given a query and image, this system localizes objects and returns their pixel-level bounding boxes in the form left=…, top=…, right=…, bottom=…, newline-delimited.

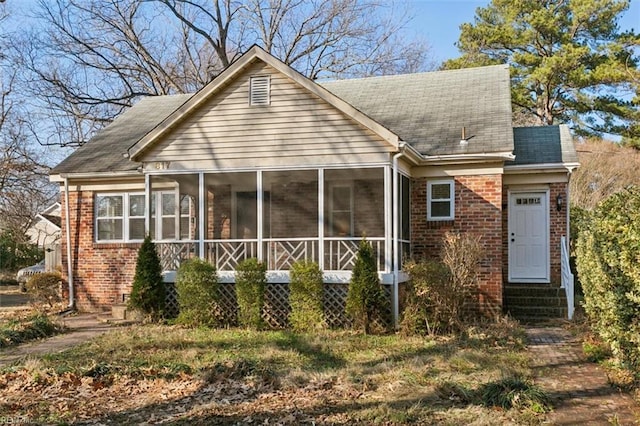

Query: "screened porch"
left=146, top=167, right=410, bottom=282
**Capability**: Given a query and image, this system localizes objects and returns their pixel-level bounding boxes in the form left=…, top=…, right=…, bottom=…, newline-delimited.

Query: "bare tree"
left=10, top=0, right=431, bottom=147
left=1, top=4, right=55, bottom=235
left=570, top=138, right=640, bottom=211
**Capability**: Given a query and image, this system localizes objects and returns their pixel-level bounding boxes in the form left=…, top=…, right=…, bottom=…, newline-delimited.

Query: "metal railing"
left=560, top=236, right=575, bottom=320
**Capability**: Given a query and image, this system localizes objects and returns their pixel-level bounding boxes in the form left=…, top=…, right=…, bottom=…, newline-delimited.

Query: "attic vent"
left=249, top=75, right=270, bottom=106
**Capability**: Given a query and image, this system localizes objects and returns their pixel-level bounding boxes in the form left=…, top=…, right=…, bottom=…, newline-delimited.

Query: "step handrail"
left=560, top=236, right=575, bottom=320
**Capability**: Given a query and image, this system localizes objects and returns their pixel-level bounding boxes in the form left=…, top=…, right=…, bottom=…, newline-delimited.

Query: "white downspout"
left=63, top=176, right=75, bottom=309
left=392, top=144, right=406, bottom=328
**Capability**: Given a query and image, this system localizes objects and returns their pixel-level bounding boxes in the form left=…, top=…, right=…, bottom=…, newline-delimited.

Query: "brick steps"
left=504, top=285, right=569, bottom=322
left=96, top=303, right=141, bottom=325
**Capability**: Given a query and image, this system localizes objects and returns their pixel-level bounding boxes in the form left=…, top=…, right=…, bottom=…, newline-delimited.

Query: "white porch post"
left=384, top=165, right=392, bottom=273
left=199, top=172, right=205, bottom=259
left=257, top=170, right=264, bottom=261
left=174, top=184, right=180, bottom=240
left=144, top=173, right=151, bottom=238
left=318, top=168, right=325, bottom=271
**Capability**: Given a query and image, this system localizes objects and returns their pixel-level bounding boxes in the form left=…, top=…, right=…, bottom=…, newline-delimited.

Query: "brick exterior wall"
left=61, top=191, right=140, bottom=311
left=411, top=174, right=504, bottom=314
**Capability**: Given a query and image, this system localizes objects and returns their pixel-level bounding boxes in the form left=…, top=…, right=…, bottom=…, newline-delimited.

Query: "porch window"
left=329, top=184, right=353, bottom=236
left=95, top=193, right=146, bottom=242
left=151, top=192, right=196, bottom=240
left=427, top=180, right=454, bottom=221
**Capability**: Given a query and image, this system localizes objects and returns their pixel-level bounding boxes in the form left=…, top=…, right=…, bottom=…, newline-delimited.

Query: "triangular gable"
left=129, top=46, right=399, bottom=161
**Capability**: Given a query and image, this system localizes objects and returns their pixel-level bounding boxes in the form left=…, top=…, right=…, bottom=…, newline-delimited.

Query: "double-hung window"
left=427, top=180, right=455, bottom=221
left=95, top=193, right=146, bottom=242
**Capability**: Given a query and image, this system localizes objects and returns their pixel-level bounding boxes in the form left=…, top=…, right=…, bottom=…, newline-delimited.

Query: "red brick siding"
left=411, top=175, right=503, bottom=313
left=61, top=191, right=140, bottom=311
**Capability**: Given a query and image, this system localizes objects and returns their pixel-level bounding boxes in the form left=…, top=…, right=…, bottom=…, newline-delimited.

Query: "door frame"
left=507, top=188, right=550, bottom=283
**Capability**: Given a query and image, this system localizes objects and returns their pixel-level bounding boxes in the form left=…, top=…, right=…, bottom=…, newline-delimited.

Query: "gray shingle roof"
left=52, top=64, right=515, bottom=175
left=319, top=64, right=513, bottom=156
left=511, top=125, right=578, bottom=166
left=51, top=94, right=191, bottom=174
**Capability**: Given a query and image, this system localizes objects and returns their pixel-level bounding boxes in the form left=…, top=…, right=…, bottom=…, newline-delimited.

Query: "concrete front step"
left=504, top=285, right=569, bottom=321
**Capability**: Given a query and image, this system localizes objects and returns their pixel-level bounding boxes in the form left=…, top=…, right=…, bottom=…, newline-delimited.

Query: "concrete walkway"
left=0, top=314, right=114, bottom=367
left=526, top=326, right=640, bottom=425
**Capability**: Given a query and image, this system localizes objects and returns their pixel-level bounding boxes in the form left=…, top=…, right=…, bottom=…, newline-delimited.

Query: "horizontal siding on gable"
left=143, top=61, right=394, bottom=169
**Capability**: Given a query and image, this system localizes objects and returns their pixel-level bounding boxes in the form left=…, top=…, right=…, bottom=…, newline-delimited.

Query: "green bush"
left=576, top=186, right=640, bottom=371
left=346, top=238, right=386, bottom=334
left=0, top=314, right=63, bottom=348
left=0, top=231, right=42, bottom=271
left=26, top=272, right=62, bottom=307
left=235, top=258, right=267, bottom=329
left=128, top=236, right=165, bottom=321
left=175, top=258, right=220, bottom=327
left=401, top=232, right=482, bottom=335
left=289, top=260, right=325, bottom=332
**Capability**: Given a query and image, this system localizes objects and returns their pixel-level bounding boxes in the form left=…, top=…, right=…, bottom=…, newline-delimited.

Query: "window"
left=95, top=192, right=195, bottom=242
left=249, top=75, right=270, bottom=106
left=427, top=180, right=454, bottom=221
left=330, top=184, right=353, bottom=236
left=95, top=193, right=145, bottom=242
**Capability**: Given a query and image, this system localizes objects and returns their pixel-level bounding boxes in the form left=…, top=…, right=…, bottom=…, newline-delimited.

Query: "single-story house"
left=50, top=46, right=579, bottom=325
left=25, top=202, right=62, bottom=272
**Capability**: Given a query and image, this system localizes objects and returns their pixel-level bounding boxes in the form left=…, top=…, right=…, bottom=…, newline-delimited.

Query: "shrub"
left=480, top=377, right=551, bottom=413
left=128, top=236, right=165, bottom=321
left=289, top=260, right=325, bottom=332
left=175, top=258, right=220, bottom=327
left=576, top=186, right=640, bottom=371
left=0, top=314, right=63, bottom=348
left=401, top=232, right=482, bottom=335
left=235, top=258, right=267, bottom=329
left=346, top=238, right=386, bottom=334
left=400, top=260, right=450, bottom=335
left=26, top=272, right=62, bottom=307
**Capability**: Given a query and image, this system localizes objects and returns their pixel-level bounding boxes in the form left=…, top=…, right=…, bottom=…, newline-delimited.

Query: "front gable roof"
left=51, top=47, right=518, bottom=176
left=128, top=45, right=400, bottom=161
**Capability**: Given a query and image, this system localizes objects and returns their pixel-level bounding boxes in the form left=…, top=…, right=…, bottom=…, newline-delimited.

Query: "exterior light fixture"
left=556, top=194, right=563, bottom=212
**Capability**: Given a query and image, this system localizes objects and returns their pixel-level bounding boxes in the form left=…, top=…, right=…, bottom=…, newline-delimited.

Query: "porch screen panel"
left=204, top=172, right=257, bottom=240
left=264, top=170, right=318, bottom=238
left=324, top=168, right=385, bottom=238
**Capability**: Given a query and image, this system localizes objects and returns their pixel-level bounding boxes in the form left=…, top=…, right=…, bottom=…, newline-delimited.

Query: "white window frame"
left=95, top=192, right=146, bottom=243
left=427, top=179, right=455, bottom=221
left=249, top=75, right=270, bottom=106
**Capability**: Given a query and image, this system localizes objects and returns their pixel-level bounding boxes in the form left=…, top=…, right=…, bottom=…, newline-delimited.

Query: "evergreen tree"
left=444, top=0, right=640, bottom=143
left=128, top=235, right=165, bottom=320
left=346, top=238, right=385, bottom=334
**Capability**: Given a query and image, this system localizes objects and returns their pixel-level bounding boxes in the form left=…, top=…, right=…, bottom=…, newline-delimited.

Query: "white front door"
left=508, top=191, right=550, bottom=282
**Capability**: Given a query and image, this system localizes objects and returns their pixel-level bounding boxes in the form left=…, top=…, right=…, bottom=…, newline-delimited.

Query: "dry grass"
left=0, top=317, right=547, bottom=424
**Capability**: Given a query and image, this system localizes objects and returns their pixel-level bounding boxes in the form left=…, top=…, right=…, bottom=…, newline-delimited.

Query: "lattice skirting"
left=164, top=282, right=393, bottom=329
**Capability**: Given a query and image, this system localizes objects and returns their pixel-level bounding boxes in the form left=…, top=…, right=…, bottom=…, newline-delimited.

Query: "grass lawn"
left=0, top=319, right=548, bottom=425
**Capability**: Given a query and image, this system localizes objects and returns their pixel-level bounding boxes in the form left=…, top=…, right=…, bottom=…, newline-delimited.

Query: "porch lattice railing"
left=325, top=237, right=385, bottom=271
left=560, top=236, right=575, bottom=320
left=156, top=241, right=198, bottom=271
left=156, top=237, right=388, bottom=272
left=205, top=240, right=258, bottom=271
left=264, top=238, right=319, bottom=270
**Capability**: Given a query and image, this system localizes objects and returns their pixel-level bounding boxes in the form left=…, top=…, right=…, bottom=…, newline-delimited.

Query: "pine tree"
left=128, top=235, right=165, bottom=320
left=444, top=0, right=640, bottom=143
left=346, top=238, right=385, bottom=334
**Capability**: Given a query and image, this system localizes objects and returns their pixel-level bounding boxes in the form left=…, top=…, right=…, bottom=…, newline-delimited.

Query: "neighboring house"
left=26, top=203, right=61, bottom=248
left=50, top=46, right=578, bottom=324
left=25, top=203, right=62, bottom=272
